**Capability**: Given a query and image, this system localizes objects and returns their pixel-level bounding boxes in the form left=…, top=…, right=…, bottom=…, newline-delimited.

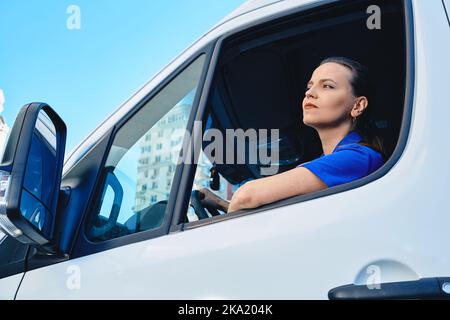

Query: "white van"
left=0, top=0, right=450, bottom=300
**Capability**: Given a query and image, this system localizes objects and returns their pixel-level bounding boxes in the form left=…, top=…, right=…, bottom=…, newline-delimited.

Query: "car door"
left=160, top=0, right=450, bottom=300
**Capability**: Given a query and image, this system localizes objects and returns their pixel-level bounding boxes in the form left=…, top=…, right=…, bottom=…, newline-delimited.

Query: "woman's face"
left=302, top=62, right=357, bottom=129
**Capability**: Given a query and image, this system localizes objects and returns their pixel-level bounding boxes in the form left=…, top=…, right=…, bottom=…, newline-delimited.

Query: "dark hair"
left=319, top=56, right=386, bottom=160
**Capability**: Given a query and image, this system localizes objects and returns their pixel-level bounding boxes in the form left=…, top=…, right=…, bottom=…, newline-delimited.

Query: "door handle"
left=329, top=277, right=450, bottom=300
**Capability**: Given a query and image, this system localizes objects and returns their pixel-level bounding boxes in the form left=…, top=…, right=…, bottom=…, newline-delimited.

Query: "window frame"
left=71, top=44, right=216, bottom=257
left=170, top=0, right=415, bottom=232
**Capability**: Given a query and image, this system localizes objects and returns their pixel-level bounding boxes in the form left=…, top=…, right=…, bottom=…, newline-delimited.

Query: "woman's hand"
left=227, top=181, right=259, bottom=213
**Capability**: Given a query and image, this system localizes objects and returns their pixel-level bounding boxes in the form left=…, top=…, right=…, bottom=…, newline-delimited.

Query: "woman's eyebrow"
left=307, top=78, right=337, bottom=86
left=319, top=78, right=337, bottom=84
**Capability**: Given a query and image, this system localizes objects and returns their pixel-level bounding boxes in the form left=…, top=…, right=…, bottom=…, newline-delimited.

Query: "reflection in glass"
left=20, top=188, right=51, bottom=235
left=87, top=55, right=206, bottom=242
left=20, top=110, right=57, bottom=239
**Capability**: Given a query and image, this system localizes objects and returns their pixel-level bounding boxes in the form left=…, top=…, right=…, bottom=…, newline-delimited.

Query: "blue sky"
left=0, top=0, right=245, bottom=152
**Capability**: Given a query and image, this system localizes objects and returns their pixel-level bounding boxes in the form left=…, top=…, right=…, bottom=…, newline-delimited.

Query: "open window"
left=182, top=0, right=410, bottom=224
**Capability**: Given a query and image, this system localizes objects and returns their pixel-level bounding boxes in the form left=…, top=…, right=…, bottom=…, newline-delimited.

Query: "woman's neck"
left=317, top=125, right=352, bottom=155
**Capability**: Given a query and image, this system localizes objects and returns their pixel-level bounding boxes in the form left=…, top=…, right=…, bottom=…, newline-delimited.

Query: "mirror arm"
left=49, top=187, right=72, bottom=253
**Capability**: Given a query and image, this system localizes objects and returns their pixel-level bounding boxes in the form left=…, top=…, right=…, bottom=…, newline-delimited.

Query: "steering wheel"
left=189, top=188, right=229, bottom=220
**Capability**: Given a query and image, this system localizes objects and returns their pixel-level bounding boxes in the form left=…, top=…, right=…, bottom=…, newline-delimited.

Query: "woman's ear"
left=351, top=96, right=368, bottom=118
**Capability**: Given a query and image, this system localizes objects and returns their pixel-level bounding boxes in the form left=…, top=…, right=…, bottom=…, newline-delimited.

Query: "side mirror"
left=0, top=103, right=66, bottom=246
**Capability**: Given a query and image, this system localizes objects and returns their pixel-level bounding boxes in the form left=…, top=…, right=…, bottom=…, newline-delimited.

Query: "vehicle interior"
left=187, top=0, right=407, bottom=221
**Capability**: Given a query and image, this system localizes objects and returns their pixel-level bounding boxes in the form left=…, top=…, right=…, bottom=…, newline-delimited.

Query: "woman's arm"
left=227, top=167, right=327, bottom=213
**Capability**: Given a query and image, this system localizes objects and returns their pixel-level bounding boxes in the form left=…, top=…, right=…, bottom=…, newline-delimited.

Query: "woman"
left=226, top=57, right=385, bottom=213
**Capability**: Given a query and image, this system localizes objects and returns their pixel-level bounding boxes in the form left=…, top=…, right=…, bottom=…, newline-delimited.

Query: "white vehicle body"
left=1, top=0, right=450, bottom=299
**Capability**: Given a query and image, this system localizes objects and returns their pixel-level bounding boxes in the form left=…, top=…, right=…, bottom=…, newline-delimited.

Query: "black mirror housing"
left=0, top=103, right=66, bottom=246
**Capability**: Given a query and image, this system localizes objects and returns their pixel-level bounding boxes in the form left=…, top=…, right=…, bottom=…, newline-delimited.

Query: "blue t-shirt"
left=298, top=131, right=384, bottom=188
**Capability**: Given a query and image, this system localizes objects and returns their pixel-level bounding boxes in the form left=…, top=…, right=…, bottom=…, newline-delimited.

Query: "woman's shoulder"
left=335, top=142, right=385, bottom=164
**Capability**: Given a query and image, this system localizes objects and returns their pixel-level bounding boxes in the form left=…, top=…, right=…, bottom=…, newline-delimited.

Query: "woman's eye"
left=323, top=84, right=334, bottom=89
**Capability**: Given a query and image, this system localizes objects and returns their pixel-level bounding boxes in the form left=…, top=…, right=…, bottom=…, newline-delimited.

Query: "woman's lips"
left=304, top=102, right=318, bottom=110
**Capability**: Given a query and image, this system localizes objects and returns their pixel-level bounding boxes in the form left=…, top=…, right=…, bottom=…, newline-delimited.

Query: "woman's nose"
left=305, top=88, right=317, bottom=98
